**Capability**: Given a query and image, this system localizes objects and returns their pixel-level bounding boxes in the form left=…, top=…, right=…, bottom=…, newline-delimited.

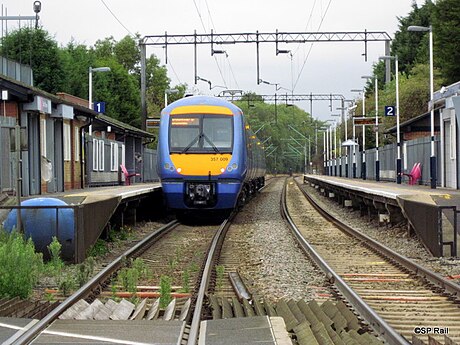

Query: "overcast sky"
left=1, top=0, right=422, bottom=120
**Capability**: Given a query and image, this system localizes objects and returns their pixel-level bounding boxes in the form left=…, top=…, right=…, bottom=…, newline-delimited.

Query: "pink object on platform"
left=402, top=162, right=421, bottom=185
left=120, top=164, right=140, bottom=185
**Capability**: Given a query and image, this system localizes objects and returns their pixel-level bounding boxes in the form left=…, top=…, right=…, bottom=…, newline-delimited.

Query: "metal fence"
left=0, top=56, right=33, bottom=86
left=143, top=148, right=158, bottom=182
left=0, top=117, right=16, bottom=193
left=328, top=135, right=439, bottom=186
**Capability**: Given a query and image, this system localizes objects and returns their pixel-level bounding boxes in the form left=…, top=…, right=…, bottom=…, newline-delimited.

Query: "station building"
left=0, top=57, right=156, bottom=198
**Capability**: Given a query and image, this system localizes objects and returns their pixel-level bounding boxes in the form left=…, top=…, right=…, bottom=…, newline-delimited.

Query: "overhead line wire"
left=192, top=0, right=229, bottom=88
left=99, top=0, right=134, bottom=37
left=293, top=0, right=333, bottom=91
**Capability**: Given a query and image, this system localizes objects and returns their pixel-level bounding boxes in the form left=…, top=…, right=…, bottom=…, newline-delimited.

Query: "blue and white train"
left=157, top=95, right=266, bottom=212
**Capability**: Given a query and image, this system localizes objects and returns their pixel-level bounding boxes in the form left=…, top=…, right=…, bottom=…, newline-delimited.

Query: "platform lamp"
left=164, top=88, right=179, bottom=107
left=89, top=67, right=111, bottom=109
left=331, top=114, right=341, bottom=176
left=408, top=25, right=436, bottom=189
left=379, top=55, right=401, bottom=184
left=88, top=66, right=111, bottom=135
left=353, top=86, right=368, bottom=180
left=350, top=89, right=365, bottom=179
left=362, top=75, right=380, bottom=181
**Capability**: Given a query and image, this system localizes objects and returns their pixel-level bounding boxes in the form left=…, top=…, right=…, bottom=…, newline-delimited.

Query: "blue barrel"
left=3, top=198, right=75, bottom=261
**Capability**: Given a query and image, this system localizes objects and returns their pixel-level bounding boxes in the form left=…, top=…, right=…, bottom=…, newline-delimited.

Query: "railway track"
left=201, top=177, right=386, bottom=345
left=6, top=217, right=233, bottom=344
left=284, top=177, right=460, bottom=345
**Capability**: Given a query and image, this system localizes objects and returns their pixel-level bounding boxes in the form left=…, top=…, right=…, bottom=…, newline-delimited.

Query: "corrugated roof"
left=96, top=113, right=155, bottom=138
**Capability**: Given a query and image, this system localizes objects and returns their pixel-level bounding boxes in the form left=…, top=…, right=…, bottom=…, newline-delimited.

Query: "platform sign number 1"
left=94, top=102, right=106, bottom=114
left=384, top=105, right=395, bottom=116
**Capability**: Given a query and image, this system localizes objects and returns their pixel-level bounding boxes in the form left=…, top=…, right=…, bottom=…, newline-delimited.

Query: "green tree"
left=114, top=35, right=141, bottom=73
left=391, top=1, right=435, bottom=75
left=1, top=27, right=65, bottom=93
left=432, top=0, right=460, bottom=84
left=236, top=95, right=319, bottom=173
left=92, top=58, right=141, bottom=126
left=59, top=40, right=94, bottom=99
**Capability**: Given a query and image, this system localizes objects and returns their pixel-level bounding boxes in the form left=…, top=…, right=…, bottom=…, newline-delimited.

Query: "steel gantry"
left=140, top=30, right=391, bottom=129
left=217, top=92, right=345, bottom=124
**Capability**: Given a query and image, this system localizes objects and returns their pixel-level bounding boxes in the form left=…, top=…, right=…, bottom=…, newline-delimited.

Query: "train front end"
left=157, top=96, right=246, bottom=211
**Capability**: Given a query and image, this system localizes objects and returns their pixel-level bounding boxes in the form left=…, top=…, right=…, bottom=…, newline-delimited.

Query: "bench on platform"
left=120, top=164, right=140, bottom=185
left=402, top=162, right=421, bottom=185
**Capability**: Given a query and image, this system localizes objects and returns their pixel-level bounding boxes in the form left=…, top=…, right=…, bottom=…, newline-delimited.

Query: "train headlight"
left=177, top=167, right=182, bottom=173
left=227, top=163, right=238, bottom=172
left=220, top=168, right=225, bottom=173
left=164, top=163, right=170, bottom=169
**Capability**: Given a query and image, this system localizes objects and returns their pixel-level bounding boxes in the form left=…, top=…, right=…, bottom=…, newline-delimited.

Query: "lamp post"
left=408, top=25, right=436, bottom=188
left=164, top=88, right=179, bottom=107
left=326, top=126, right=331, bottom=175
left=380, top=55, right=401, bottom=183
left=336, top=107, right=347, bottom=177
left=362, top=75, right=380, bottom=181
left=351, top=89, right=365, bottom=178
left=323, top=131, right=327, bottom=174
left=331, top=114, right=341, bottom=176
left=88, top=66, right=111, bottom=110
left=354, top=87, right=367, bottom=180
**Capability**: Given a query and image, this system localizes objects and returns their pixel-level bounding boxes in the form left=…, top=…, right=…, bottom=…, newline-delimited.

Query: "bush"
left=0, top=230, right=43, bottom=299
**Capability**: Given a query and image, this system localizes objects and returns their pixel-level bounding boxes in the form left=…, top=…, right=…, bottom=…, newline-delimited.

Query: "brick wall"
left=0, top=101, right=18, bottom=118
left=403, top=131, right=434, bottom=141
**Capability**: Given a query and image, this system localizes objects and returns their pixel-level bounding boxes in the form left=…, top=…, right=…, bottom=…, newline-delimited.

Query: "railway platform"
left=303, top=174, right=460, bottom=257
left=0, top=183, right=162, bottom=263
left=0, top=316, right=292, bottom=344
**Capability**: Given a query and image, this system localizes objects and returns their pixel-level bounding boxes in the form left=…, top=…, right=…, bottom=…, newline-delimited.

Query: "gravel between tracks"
left=231, top=177, right=329, bottom=302
left=297, top=177, right=460, bottom=279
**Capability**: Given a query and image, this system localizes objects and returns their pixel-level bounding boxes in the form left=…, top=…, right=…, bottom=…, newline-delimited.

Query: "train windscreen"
left=169, top=115, right=233, bottom=153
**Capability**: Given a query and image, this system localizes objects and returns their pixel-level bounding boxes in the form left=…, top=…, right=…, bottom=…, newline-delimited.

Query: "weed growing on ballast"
left=159, top=275, right=172, bottom=308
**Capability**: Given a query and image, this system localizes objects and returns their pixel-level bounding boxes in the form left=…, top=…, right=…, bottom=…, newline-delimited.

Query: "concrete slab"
left=199, top=316, right=292, bottom=345
left=33, top=319, right=185, bottom=344
left=0, top=317, right=37, bottom=344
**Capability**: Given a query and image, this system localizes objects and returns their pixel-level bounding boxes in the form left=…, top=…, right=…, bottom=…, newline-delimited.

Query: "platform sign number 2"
left=94, top=102, right=106, bottom=114
left=384, top=105, right=395, bottom=116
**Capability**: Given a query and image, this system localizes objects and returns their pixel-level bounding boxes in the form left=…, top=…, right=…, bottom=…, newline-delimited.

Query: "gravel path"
left=232, top=177, right=329, bottom=302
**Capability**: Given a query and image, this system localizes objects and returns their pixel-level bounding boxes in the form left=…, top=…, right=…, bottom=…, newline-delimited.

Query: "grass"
left=0, top=229, right=44, bottom=299
left=215, top=265, right=225, bottom=290
left=159, top=275, right=172, bottom=308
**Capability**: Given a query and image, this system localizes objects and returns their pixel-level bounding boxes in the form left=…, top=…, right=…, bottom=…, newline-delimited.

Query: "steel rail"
left=281, top=178, right=409, bottom=345
left=10, top=220, right=179, bottom=345
left=187, top=215, right=233, bottom=345
left=296, top=178, right=460, bottom=299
